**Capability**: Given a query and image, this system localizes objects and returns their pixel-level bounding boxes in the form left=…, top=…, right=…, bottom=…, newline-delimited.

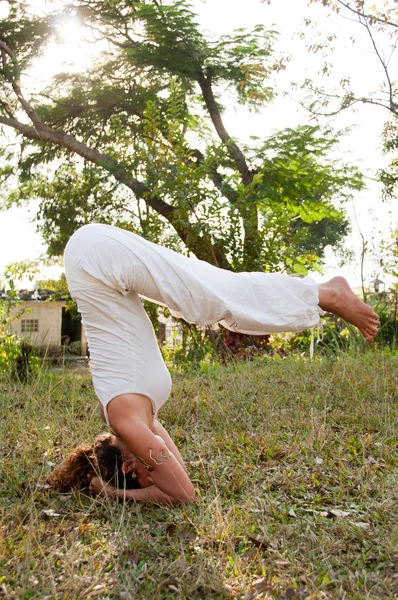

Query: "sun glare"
left=30, top=14, right=101, bottom=81
left=58, top=15, right=83, bottom=45
left=54, top=15, right=90, bottom=71
left=0, top=2, right=10, bottom=20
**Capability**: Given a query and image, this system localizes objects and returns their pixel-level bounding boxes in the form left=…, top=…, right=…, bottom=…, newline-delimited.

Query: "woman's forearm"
left=116, top=484, right=187, bottom=506
left=90, top=476, right=192, bottom=505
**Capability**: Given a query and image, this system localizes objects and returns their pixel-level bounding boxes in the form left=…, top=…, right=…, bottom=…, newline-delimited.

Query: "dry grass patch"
left=0, top=352, right=397, bottom=599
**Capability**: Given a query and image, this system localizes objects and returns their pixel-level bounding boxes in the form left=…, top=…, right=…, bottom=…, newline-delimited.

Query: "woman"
left=49, top=223, right=379, bottom=505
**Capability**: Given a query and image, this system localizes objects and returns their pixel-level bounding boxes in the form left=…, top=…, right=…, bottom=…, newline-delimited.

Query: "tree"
left=279, top=0, right=398, bottom=201
left=0, top=0, right=363, bottom=273
left=289, top=0, right=398, bottom=118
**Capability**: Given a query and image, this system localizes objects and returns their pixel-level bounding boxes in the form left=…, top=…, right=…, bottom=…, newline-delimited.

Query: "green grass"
left=0, top=352, right=398, bottom=599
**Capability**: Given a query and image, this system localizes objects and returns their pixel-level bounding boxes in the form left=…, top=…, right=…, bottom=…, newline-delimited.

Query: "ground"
left=0, top=352, right=397, bottom=599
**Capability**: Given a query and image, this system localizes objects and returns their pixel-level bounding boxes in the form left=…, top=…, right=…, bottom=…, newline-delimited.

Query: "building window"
left=21, top=319, right=39, bottom=333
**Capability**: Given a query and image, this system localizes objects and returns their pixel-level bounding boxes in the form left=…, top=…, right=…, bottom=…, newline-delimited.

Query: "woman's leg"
left=65, top=224, right=323, bottom=336
left=65, top=224, right=379, bottom=345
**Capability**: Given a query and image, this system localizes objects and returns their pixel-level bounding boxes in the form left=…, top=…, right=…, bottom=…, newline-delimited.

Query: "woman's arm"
left=121, top=420, right=195, bottom=503
left=89, top=477, right=183, bottom=506
left=108, top=395, right=196, bottom=504
left=152, top=419, right=188, bottom=473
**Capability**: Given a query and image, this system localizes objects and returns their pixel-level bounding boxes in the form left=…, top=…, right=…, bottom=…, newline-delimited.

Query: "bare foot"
left=318, top=277, right=380, bottom=342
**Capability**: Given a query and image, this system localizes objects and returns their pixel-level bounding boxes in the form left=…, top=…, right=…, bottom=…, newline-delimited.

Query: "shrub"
left=372, top=292, right=398, bottom=349
left=0, top=285, right=40, bottom=381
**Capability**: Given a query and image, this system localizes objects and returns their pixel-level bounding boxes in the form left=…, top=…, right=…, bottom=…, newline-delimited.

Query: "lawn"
left=0, top=352, right=397, bottom=599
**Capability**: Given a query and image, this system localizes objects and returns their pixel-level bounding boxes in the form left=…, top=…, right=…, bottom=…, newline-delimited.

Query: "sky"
left=0, top=0, right=396, bottom=288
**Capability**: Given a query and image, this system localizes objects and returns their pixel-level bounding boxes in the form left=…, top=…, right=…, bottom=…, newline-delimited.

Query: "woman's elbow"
left=184, top=489, right=197, bottom=504
left=173, top=487, right=196, bottom=506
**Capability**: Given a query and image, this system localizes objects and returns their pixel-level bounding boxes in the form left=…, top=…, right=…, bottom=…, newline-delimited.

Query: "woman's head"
left=48, top=433, right=140, bottom=492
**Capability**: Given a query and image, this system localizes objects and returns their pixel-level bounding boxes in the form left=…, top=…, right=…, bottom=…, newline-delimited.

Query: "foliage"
left=372, top=290, right=398, bottom=349
left=370, top=230, right=398, bottom=350
left=269, top=317, right=369, bottom=357
left=36, top=272, right=69, bottom=296
left=0, top=277, right=40, bottom=380
left=384, top=230, right=398, bottom=279
left=379, top=121, right=398, bottom=201
left=0, top=0, right=364, bottom=273
left=3, top=259, right=41, bottom=286
left=1, top=354, right=398, bottom=597
left=244, top=125, right=359, bottom=272
left=160, top=321, right=216, bottom=372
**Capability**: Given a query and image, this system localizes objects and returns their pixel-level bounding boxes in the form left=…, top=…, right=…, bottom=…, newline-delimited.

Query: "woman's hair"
left=48, top=433, right=140, bottom=492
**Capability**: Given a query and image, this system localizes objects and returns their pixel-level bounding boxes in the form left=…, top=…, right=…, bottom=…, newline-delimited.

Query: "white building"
left=10, top=301, right=87, bottom=355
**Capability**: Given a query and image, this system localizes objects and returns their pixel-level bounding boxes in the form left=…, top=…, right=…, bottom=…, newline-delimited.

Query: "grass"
left=0, top=351, right=397, bottom=599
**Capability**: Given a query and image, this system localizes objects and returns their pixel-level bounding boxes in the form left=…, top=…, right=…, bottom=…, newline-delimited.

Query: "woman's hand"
left=88, top=476, right=116, bottom=497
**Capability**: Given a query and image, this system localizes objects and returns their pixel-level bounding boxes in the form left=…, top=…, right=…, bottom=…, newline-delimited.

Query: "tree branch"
left=0, top=115, right=231, bottom=267
left=362, top=17, right=397, bottom=115
left=0, top=114, right=168, bottom=210
left=0, top=40, right=47, bottom=131
left=197, top=69, right=252, bottom=185
left=0, top=99, right=16, bottom=120
left=297, top=89, right=396, bottom=117
left=335, top=0, right=398, bottom=30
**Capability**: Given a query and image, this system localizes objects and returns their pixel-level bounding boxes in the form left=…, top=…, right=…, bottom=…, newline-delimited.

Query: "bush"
left=372, top=292, right=398, bottom=349
left=161, top=321, right=216, bottom=372
left=0, top=288, right=40, bottom=381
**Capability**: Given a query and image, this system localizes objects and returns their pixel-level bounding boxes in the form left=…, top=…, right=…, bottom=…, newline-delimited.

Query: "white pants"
left=64, top=224, right=322, bottom=423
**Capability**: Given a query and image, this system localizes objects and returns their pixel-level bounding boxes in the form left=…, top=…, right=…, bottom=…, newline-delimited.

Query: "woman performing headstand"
left=49, top=223, right=379, bottom=505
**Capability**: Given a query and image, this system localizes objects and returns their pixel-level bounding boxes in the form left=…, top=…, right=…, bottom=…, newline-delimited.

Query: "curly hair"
left=48, top=433, right=140, bottom=492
